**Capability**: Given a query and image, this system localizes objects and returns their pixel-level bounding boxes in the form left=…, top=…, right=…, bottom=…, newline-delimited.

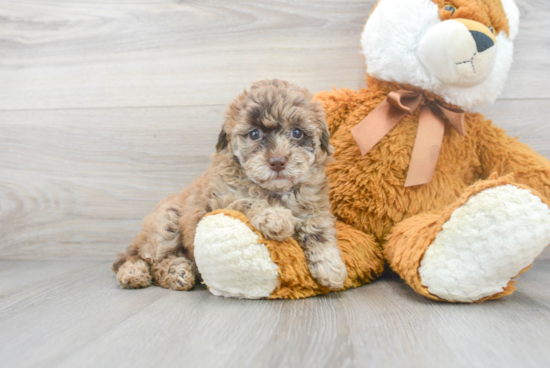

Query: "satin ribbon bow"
left=351, top=90, right=466, bottom=187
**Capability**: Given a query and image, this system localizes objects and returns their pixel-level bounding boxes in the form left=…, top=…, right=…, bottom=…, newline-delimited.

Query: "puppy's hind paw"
left=250, top=207, right=296, bottom=241
left=152, top=257, right=196, bottom=291
left=116, top=259, right=152, bottom=289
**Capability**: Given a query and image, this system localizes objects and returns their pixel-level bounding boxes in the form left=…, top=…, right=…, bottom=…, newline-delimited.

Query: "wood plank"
left=0, top=105, right=223, bottom=259
left=1, top=99, right=549, bottom=260
left=0, top=261, right=172, bottom=368
left=0, top=260, right=549, bottom=368
left=0, top=260, right=96, bottom=296
left=0, top=0, right=548, bottom=111
left=337, top=262, right=550, bottom=368
left=503, top=0, right=550, bottom=99
left=0, top=0, right=371, bottom=111
left=478, top=98, right=550, bottom=158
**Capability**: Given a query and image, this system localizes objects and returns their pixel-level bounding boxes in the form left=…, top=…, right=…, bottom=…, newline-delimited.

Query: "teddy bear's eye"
left=443, top=5, right=457, bottom=14
left=249, top=129, right=261, bottom=141
left=488, top=26, right=495, bottom=34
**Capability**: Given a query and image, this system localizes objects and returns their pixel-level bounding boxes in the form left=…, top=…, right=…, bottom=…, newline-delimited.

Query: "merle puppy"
left=113, top=79, right=347, bottom=291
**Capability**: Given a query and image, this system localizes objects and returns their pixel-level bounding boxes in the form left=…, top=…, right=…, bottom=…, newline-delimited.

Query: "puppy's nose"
left=268, top=157, right=287, bottom=172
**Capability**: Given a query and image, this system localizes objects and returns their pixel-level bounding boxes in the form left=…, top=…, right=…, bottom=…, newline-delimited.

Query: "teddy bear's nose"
left=269, top=157, right=287, bottom=172
left=470, top=31, right=495, bottom=53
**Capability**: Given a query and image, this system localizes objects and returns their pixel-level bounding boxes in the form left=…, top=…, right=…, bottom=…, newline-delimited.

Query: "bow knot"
left=351, top=90, right=466, bottom=187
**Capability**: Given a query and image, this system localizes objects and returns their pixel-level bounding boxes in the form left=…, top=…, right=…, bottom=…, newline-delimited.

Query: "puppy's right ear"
left=218, top=89, right=249, bottom=152
left=216, top=129, right=229, bottom=152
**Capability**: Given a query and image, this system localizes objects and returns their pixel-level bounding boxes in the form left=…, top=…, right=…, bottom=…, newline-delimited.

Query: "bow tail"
left=352, top=90, right=423, bottom=156
left=404, top=106, right=446, bottom=187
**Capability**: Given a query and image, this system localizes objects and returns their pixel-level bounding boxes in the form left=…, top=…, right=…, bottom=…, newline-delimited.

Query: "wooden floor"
left=1, top=259, right=549, bottom=368
left=2, top=0, right=550, bottom=367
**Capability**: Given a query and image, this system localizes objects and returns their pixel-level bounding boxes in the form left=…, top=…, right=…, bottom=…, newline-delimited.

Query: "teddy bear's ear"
left=216, top=129, right=229, bottom=152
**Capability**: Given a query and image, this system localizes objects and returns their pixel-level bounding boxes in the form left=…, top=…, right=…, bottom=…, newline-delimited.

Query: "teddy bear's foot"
left=116, top=259, right=152, bottom=289
left=194, top=211, right=280, bottom=299
left=419, top=185, right=550, bottom=302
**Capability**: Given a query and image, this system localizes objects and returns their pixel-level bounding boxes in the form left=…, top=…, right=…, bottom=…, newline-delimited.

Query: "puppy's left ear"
left=216, top=129, right=229, bottom=152
left=320, top=127, right=332, bottom=155
left=313, top=102, right=332, bottom=155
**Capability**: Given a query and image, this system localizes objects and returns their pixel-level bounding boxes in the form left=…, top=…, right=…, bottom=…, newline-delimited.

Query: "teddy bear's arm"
left=476, top=119, right=550, bottom=201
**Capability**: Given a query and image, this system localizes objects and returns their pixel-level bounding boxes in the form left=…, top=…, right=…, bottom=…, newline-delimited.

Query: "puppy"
left=112, top=79, right=347, bottom=291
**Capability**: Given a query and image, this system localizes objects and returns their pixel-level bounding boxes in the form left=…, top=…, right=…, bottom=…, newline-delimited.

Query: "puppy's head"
left=217, top=79, right=332, bottom=192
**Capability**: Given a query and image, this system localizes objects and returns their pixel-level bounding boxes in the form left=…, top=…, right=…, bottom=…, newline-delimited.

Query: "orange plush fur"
left=314, top=73, right=550, bottom=301
left=317, top=77, right=550, bottom=242
left=193, top=0, right=550, bottom=302
left=118, top=0, right=550, bottom=302
left=308, top=0, right=550, bottom=302
left=204, top=209, right=384, bottom=299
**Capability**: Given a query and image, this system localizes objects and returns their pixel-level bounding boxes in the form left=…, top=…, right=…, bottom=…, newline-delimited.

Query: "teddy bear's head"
left=361, top=0, right=519, bottom=110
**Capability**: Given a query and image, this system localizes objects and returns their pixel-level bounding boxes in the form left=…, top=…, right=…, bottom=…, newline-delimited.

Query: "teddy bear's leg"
left=228, top=199, right=349, bottom=290
left=194, top=210, right=385, bottom=299
left=385, top=176, right=550, bottom=303
left=333, top=221, right=384, bottom=289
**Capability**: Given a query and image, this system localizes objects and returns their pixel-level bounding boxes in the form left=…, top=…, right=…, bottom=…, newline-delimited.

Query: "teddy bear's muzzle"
left=417, top=18, right=497, bottom=88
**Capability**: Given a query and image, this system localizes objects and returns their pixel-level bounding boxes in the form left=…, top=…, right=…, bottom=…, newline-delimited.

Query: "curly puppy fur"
left=112, top=79, right=347, bottom=291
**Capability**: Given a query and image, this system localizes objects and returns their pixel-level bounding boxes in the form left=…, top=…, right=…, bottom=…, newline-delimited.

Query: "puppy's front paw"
left=250, top=207, right=296, bottom=241
left=307, top=249, right=347, bottom=290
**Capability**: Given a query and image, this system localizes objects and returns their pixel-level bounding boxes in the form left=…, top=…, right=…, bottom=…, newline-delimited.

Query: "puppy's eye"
left=488, top=26, right=495, bottom=34
left=249, top=129, right=261, bottom=141
left=291, top=128, right=304, bottom=139
left=443, top=4, right=456, bottom=14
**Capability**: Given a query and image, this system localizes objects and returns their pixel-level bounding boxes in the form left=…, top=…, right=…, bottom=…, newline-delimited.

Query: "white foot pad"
left=419, top=185, right=550, bottom=302
left=194, top=213, right=279, bottom=299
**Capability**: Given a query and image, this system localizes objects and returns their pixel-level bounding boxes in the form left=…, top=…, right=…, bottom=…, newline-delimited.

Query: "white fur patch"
left=362, top=0, right=516, bottom=110
left=419, top=185, right=550, bottom=302
left=501, top=0, right=520, bottom=40
left=362, top=0, right=440, bottom=92
left=194, top=213, right=279, bottom=299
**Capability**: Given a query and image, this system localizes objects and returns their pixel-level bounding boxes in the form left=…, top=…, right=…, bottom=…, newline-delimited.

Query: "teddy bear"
left=194, top=0, right=550, bottom=302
